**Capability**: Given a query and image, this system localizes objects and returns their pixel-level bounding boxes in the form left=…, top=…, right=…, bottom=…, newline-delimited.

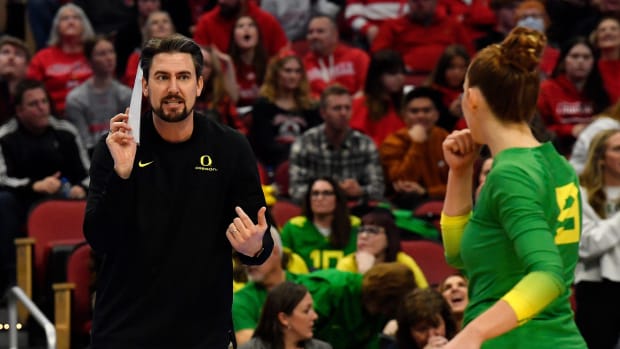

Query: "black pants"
left=575, top=280, right=620, bottom=349
left=0, top=190, right=26, bottom=293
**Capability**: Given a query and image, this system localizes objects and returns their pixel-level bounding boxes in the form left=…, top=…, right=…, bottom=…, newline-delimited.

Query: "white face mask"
left=517, top=16, right=545, bottom=33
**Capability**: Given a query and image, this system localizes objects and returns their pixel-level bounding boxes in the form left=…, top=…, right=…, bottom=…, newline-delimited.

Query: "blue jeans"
left=27, top=0, right=60, bottom=50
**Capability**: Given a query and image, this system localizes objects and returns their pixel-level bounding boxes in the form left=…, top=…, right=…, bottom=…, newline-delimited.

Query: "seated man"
left=0, top=79, right=89, bottom=292
left=379, top=87, right=450, bottom=208
left=289, top=84, right=385, bottom=204
left=304, top=15, right=370, bottom=98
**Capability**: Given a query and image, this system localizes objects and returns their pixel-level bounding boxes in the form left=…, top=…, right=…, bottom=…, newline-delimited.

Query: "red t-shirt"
left=350, top=94, right=405, bottom=146
left=371, top=12, right=472, bottom=74
left=539, top=46, right=560, bottom=79
left=537, top=75, right=594, bottom=139
left=123, top=50, right=141, bottom=88
left=304, top=43, right=370, bottom=98
left=599, top=58, right=620, bottom=104
left=27, top=46, right=93, bottom=116
left=235, top=61, right=260, bottom=107
left=193, top=1, right=288, bottom=56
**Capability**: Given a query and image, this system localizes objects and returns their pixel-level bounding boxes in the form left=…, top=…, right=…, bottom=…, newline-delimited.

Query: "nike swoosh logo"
left=138, top=160, right=154, bottom=168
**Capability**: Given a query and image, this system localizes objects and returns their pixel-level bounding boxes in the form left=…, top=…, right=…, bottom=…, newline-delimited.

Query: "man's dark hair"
left=14, top=79, right=46, bottom=106
left=140, top=34, right=203, bottom=80
left=402, top=87, right=443, bottom=111
left=319, top=84, right=350, bottom=110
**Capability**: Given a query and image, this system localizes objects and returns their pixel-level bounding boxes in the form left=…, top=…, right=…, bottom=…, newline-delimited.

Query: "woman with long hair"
left=27, top=3, right=95, bottom=116
left=240, top=282, right=331, bottom=349
left=537, top=36, right=610, bottom=156
left=250, top=51, right=321, bottom=168
left=195, top=45, right=246, bottom=133
left=350, top=49, right=406, bottom=147
left=396, top=288, right=458, bottom=349
left=426, top=44, right=470, bottom=132
left=440, top=27, right=586, bottom=348
left=336, top=207, right=428, bottom=288
left=570, top=100, right=620, bottom=174
left=123, top=10, right=175, bottom=87
left=280, top=177, right=359, bottom=270
left=591, top=16, right=620, bottom=103
left=229, top=15, right=269, bottom=107
left=574, top=129, right=620, bottom=349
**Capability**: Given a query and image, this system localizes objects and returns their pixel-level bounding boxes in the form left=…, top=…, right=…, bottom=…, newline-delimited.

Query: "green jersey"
left=461, top=143, right=586, bottom=348
left=232, top=272, right=302, bottom=331
left=233, top=270, right=383, bottom=349
left=297, top=270, right=383, bottom=349
left=281, top=216, right=360, bottom=269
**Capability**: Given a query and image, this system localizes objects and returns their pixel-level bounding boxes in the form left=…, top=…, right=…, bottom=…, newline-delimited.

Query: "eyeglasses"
left=358, top=225, right=384, bottom=235
left=310, top=190, right=335, bottom=198
left=407, top=106, right=435, bottom=114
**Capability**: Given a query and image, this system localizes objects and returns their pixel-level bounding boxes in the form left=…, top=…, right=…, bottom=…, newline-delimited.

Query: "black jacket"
left=85, top=112, right=272, bottom=348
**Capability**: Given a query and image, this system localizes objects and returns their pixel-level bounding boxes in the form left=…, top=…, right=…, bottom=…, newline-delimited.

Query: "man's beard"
left=151, top=97, right=192, bottom=123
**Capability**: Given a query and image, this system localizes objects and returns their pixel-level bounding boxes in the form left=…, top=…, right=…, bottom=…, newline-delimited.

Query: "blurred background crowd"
left=1, top=0, right=620, bottom=348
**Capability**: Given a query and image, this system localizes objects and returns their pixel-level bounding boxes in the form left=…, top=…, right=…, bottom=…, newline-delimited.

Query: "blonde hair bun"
left=499, top=27, right=546, bottom=73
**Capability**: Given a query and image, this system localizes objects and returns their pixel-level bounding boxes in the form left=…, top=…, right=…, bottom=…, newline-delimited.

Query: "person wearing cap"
left=0, top=35, right=30, bottom=126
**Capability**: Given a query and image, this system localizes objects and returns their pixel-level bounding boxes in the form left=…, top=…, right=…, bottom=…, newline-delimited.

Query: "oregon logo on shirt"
left=195, top=155, right=218, bottom=172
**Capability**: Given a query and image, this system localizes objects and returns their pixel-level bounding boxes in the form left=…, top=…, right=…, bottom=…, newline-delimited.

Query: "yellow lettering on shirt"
left=554, top=182, right=580, bottom=245
left=310, top=249, right=344, bottom=269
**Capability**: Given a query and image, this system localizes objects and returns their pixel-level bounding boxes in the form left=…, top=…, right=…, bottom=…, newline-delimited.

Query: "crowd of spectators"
left=2, top=0, right=620, bottom=348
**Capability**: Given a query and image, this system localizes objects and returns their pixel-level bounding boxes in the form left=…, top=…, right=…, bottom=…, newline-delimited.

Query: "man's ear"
left=142, top=76, right=148, bottom=98
left=196, top=75, right=204, bottom=97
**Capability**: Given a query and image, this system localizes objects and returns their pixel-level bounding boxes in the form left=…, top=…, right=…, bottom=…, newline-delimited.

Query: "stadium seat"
left=273, top=160, right=290, bottom=198
left=54, top=243, right=93, bottom=349
left=14, top=199, right=87, bottom=322
left=270, top=200, right=302, bottom=229
left=413, top=200, right=444, bottom=232
left=400, top=240, right=458, bottom=288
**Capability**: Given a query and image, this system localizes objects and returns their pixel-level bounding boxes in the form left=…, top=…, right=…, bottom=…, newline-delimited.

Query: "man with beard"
left=84, top=34, right=274, bottom=349
left=193, top=0, right=287, bottom=56
left=303, top=15, right=370, bottom=98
